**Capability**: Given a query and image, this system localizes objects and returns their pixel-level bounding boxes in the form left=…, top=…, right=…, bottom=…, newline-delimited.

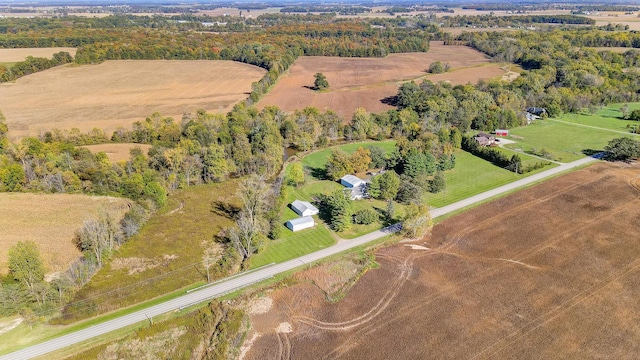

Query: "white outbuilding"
left=290, top=200, right=319, bottom=217
left=340, top=174, right=366, bottom=188
left=286, top=216, right=315, bottom=232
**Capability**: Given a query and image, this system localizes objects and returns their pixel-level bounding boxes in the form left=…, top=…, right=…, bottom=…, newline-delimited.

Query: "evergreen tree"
left=429, top=171, right=446, bottom=193
left=327, top=189, right=353, bottom=232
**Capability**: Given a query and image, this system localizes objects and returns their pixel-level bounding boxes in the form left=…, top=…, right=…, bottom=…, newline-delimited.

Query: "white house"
left=286, top=216, right=315, bottom=232
left=340, top=174, right=366, bottom=188
left=340, top=174, right=368, bottom=200
left=290, top=200, right=319, bottom=217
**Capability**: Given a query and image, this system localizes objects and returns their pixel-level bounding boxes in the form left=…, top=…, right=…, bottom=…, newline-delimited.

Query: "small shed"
left=495, top=129, right=509, bottom=137
left=290, top=200, right=319, bottom=217
left=340, top=174, right=366, bottom=188
left=286, top=216, right=315, bottom=232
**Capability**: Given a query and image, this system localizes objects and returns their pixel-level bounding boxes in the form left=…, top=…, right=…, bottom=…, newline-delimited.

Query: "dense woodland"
left=1, top=11, right=640, bottom=319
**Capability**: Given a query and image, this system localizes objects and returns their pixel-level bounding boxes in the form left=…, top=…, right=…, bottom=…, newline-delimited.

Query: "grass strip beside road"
left=0, top=281, right=205, bottom=356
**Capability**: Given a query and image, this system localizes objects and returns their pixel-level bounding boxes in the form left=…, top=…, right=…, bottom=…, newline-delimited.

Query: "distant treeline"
left=440, top=14, right=595, bottom=28
left=281, top=5, right=371, bottom=15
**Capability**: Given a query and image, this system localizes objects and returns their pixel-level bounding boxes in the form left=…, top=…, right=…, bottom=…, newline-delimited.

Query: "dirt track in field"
left=246, top=161, right=640, bottom=359
left=0, top=60, right=265, bottom=140
left=257, top=42, right=513, bottom=119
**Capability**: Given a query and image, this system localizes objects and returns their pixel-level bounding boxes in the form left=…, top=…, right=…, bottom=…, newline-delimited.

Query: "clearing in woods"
left=0, top=193, right=130, bottom=275
left=80, top=143, right=153, bottom=163
left=244, top=161, right=640, bottom=359
left=258, top=42, right=517, bottom=118
left=0, top=60, right=265, bottom=140
left=0, top=47, right=77, bottom=63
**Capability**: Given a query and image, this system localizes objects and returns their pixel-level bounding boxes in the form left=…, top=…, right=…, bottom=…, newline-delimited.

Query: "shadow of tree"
left=309, top=167, right=328, bottom=180
left=582, top=148, right=602, bottom=157
left=373, top=206, right=395, bottom=227
left=380, top=95, right=398, bottom=106
left=211, top=200, right=240, bottom=219
left=312, top=193, right=333, bottom=225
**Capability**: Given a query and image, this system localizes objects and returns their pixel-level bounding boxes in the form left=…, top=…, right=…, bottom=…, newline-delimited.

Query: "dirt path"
left=0, top=319, right=22, bottom=337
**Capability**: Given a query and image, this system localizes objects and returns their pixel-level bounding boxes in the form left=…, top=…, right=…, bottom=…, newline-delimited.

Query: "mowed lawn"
left=250, top=226, right=335, bottom=269
left=550, top=103, right=640, bottom=133
left=505, top=120, right=630, bottom=162
left=425, top=150, right=557, bottom=208
left=492, top=144, right=556, bottom=167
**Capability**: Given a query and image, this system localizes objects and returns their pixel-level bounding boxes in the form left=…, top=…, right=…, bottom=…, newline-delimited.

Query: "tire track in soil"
left=470, top=257, right=640, bottom=360
left=439, top=174, right=610, bottom=251
left=628, top=175, right=640, bottom=193
left=294, top=253, right=415, bottom=331
left=324, top=196, right=640, bottom=359
left=275, top=331, right=291, bottom=360
left=275, top=332, right=284, bottom=360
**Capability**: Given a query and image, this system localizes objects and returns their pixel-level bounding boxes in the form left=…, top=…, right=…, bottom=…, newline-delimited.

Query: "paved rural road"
left=0, top=155, right=599, bottom=360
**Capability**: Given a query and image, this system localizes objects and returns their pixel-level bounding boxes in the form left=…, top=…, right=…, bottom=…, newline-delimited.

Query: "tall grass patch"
left=58, top=182, right=242, bottom=323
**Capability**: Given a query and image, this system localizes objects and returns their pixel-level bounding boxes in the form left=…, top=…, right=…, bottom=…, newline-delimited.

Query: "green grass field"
left=250, top=226, right=336, bottom=268
left=550, top=103, right=640, bottom=133
left=492, top=144, right=555, bottom=166
left=505, top=120, right=631, bottom=162
left=424, top=150, right=557, bottom=208
left=597, top=102, right=640, bottom=119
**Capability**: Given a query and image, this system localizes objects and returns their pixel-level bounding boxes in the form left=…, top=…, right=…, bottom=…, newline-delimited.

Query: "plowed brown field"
left=246, top=161, right=640, bottom=359
left=257, top=42, right=513, bottom=119
left=0, top=60, right=265, bottom=140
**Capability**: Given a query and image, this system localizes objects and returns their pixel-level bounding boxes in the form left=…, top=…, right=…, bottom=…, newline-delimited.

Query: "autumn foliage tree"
left=326, top=149, right=355, bottom=181
left=402, top=202, right=433, bottom=239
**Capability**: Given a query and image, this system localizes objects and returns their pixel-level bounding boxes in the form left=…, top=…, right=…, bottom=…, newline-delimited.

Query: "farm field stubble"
left=0, top=60, right=265, bottom=140
left=257, top=42, right=513, bottom=118
left=0, top=47, right=77, bottom=63
left=0, top=193, right=130, bottom=275
left=245, top=161, right=640, bottom=359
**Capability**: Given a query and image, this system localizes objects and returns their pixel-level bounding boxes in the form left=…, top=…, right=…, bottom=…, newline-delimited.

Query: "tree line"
left=1, top=206, right=149, bottom=320
left=0, top=51, right=73, bottom=82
